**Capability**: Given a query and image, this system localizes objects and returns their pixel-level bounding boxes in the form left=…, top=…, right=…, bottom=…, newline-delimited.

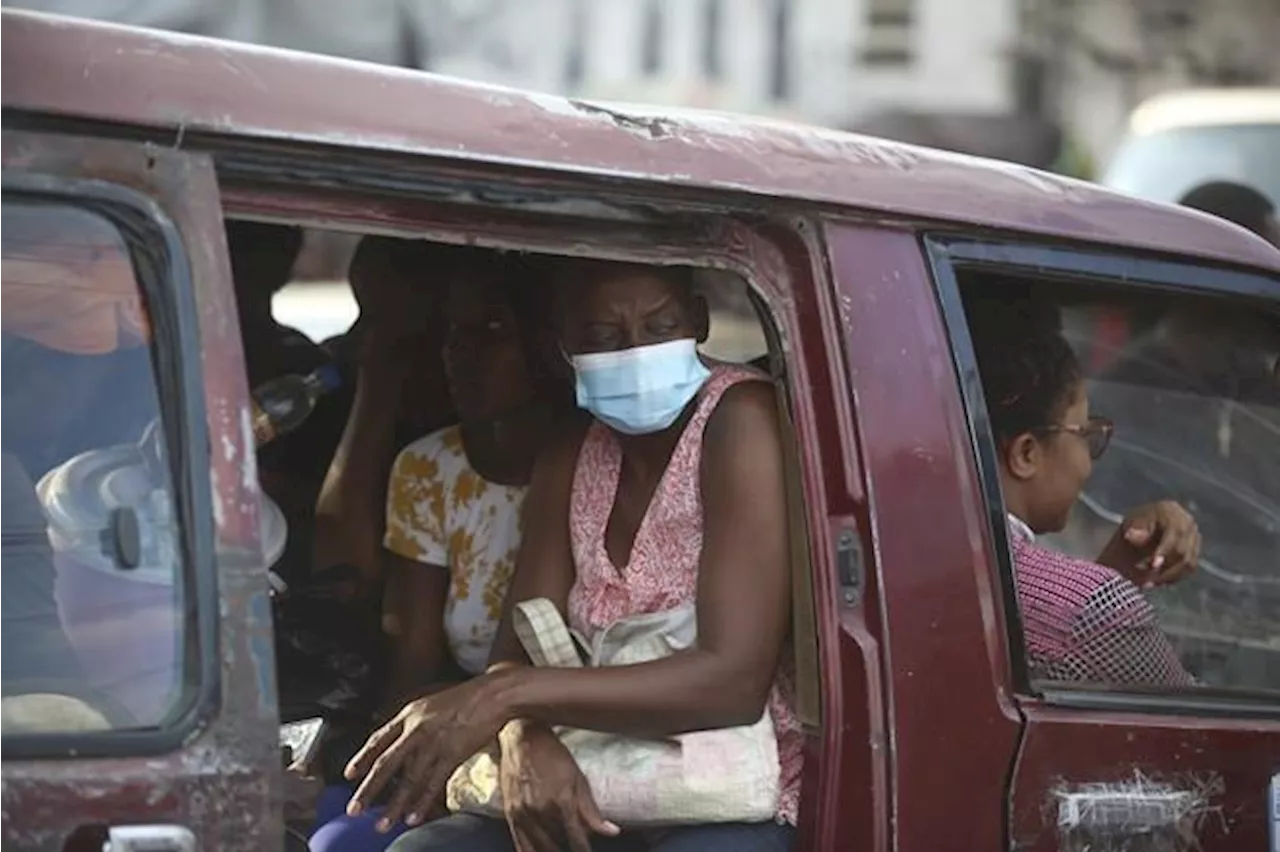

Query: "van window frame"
left=926, top=232, right=1280, bottom=718
left=1, top=170, right=220, bottom=759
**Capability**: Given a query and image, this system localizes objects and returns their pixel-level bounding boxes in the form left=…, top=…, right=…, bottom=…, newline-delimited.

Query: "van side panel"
left=826, top=223, right=1022, bottom=851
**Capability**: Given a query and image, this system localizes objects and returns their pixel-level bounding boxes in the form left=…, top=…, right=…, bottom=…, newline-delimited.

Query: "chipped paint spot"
left=247, top=593, right=276, bottom=714
left=567, top=100, right=675, bottom=141
left=524, top=90, right=591, bottom=120
left=238, top=404, right=258, bottom=492
left=210, top=467, right=225, bottom=528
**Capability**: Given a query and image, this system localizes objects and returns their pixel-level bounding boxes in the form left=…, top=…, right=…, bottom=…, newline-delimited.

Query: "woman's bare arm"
left=492, top=382, right=791, bottom=735
left=381, top=553, right=451, bottom=715
left=312, top=348, right=407, bottom=587
left=486, top=420, right=587, bottom=671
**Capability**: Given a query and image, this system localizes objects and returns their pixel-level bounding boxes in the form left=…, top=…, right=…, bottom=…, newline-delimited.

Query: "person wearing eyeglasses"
left=968, top=296, right=1198, bottom=687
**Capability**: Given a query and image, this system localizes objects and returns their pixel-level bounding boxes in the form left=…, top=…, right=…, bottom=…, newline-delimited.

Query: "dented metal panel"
left=1011, top=707, right=1280, bottom=852
left=3, top=9, right=1279, bottom=275
left=1055, top=771, right=1224, bottom=852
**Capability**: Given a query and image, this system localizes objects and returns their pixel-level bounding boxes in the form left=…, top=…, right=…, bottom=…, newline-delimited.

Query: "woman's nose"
left=618, top=322, right=649, bottom=351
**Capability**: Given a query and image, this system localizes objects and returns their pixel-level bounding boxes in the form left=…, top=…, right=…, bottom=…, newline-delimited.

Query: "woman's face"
left=557, top=266, right=707, bottom=356
left=443, top=276, right=535, bottom=421
left=1007, top=380, right=1096, bottom=534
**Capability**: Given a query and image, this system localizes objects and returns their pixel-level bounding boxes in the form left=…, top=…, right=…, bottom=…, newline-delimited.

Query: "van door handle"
left=105, top=825, right=196, bottom=852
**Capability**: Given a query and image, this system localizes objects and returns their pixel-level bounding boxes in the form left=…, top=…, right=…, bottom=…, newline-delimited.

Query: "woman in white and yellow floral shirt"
left=308, top=251, right=568, bottom=852
left=381, top=252, right=567, bottom=705
left=384, top=424, right=527, bottom=678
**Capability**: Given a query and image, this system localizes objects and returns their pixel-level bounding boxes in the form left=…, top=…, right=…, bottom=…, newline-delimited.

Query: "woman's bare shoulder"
left=704, top=378, right=781, bottom=443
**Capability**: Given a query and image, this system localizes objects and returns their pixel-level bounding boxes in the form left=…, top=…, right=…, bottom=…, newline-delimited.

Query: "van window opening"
left=232, top=217, right=820, bottom=836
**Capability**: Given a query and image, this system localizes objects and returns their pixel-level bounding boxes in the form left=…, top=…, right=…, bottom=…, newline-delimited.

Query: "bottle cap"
left=312, top=363, right=342, bottom=393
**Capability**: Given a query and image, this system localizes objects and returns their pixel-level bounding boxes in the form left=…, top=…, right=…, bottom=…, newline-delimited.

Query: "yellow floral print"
left=384, top=425, right=527, bottom=675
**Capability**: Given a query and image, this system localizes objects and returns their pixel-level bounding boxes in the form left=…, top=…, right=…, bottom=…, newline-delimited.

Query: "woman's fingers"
left=1145, top=503, right=1199, bottom=586
left=575, top=784, right=619, bottom=838
left=563, top=784, right=619, bottom=852
left=400, top=757, right=462, bottom=828
left=344, top=718, right=401, bottom=784
left=376, top=750, right=435, bottom=832
left=347, top=738, right=409, bottom=817
left=562, top=814, right=596, bottom=852
left=509, top=825, right=539, bottom=852
left=509, top=808, right=563, bottom=852
left=1156, top=526, right=1200, bottom=585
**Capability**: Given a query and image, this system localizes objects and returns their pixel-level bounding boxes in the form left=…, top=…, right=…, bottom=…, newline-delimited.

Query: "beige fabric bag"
left=446, top=598, right=780, bottom=827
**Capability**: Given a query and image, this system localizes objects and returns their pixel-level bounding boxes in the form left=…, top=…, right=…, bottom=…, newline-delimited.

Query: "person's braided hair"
left=966, top=295, right=1081, bottom=444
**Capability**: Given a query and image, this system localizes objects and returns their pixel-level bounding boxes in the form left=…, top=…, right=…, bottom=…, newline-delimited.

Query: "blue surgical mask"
left=570, top=339, right=711, bottom=435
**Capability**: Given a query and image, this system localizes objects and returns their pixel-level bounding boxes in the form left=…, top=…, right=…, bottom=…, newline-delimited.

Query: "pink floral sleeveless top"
left=567, top=364, right=804, bottom=825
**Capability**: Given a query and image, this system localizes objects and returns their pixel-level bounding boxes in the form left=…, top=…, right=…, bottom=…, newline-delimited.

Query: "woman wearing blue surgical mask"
left=346, top=261, right=800, bottom=852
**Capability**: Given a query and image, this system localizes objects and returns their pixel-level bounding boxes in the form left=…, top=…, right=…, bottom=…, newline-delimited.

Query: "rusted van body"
left=3, top=10, right=1277, bottom=852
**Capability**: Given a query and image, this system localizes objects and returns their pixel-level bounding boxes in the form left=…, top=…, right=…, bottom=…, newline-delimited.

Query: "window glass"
left=1, top=199, right=186, bottom=733
left=962, top=274, right=1280, bottom=696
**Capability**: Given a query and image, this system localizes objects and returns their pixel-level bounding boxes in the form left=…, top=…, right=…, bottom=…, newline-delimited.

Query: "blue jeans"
left=386, top=813, right=795, bottom=852
left=309, top=785, right=408, bottom=852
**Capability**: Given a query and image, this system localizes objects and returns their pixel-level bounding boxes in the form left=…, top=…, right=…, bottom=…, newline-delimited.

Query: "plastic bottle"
left=250, top=364, right=341, bottom=447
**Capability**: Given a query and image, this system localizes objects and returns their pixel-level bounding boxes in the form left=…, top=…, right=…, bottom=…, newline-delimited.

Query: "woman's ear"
left=1004, top=432, right=1042, bottom=481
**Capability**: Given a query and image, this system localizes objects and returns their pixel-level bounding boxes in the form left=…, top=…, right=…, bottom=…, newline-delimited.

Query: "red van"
left=3, top=10, right=1278, bottom=852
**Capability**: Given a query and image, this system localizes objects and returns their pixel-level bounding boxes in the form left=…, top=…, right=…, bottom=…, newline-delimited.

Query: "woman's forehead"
left=449, top=269, right=515, bottom=308
left=558, top=265, right=690, bottom=318
left=1064, top=380, right=1089, bottom=412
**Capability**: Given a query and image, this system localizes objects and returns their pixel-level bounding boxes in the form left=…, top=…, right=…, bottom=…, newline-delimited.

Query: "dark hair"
left=459, top=251, right=553, bottom=331
left=225, top=220, right=303, bottom=297
left=1178, top=181, right=1276, bottom=239
left=348, top=235, right=481, bottom=312
left=967, top=296, right=1082, bottom=443
left=471, top=253, right=571, bottom=400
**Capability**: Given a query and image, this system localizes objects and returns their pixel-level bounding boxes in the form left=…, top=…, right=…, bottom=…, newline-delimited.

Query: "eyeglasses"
left=1039, top=415, right=1115, bottom=460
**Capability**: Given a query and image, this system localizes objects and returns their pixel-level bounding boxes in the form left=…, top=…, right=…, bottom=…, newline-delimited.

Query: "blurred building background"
left=9, top=0, right=1279, bottom=172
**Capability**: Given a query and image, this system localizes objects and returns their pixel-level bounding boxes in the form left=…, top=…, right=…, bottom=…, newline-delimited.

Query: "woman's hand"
left=343, top=673, right=514, bottom=832
left=350, top=258, right=441, bottom=346
left=498, top=721, right=619, bottom=852
left=1098, top=501, right=1201, bottom=589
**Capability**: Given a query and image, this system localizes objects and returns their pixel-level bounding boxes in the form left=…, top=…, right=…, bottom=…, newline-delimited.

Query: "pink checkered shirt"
left=1007, top=515, right=1194, bottom=687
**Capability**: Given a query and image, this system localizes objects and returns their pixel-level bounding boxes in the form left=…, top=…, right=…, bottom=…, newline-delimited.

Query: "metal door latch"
left=835, top=528, right=864, bottom=606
